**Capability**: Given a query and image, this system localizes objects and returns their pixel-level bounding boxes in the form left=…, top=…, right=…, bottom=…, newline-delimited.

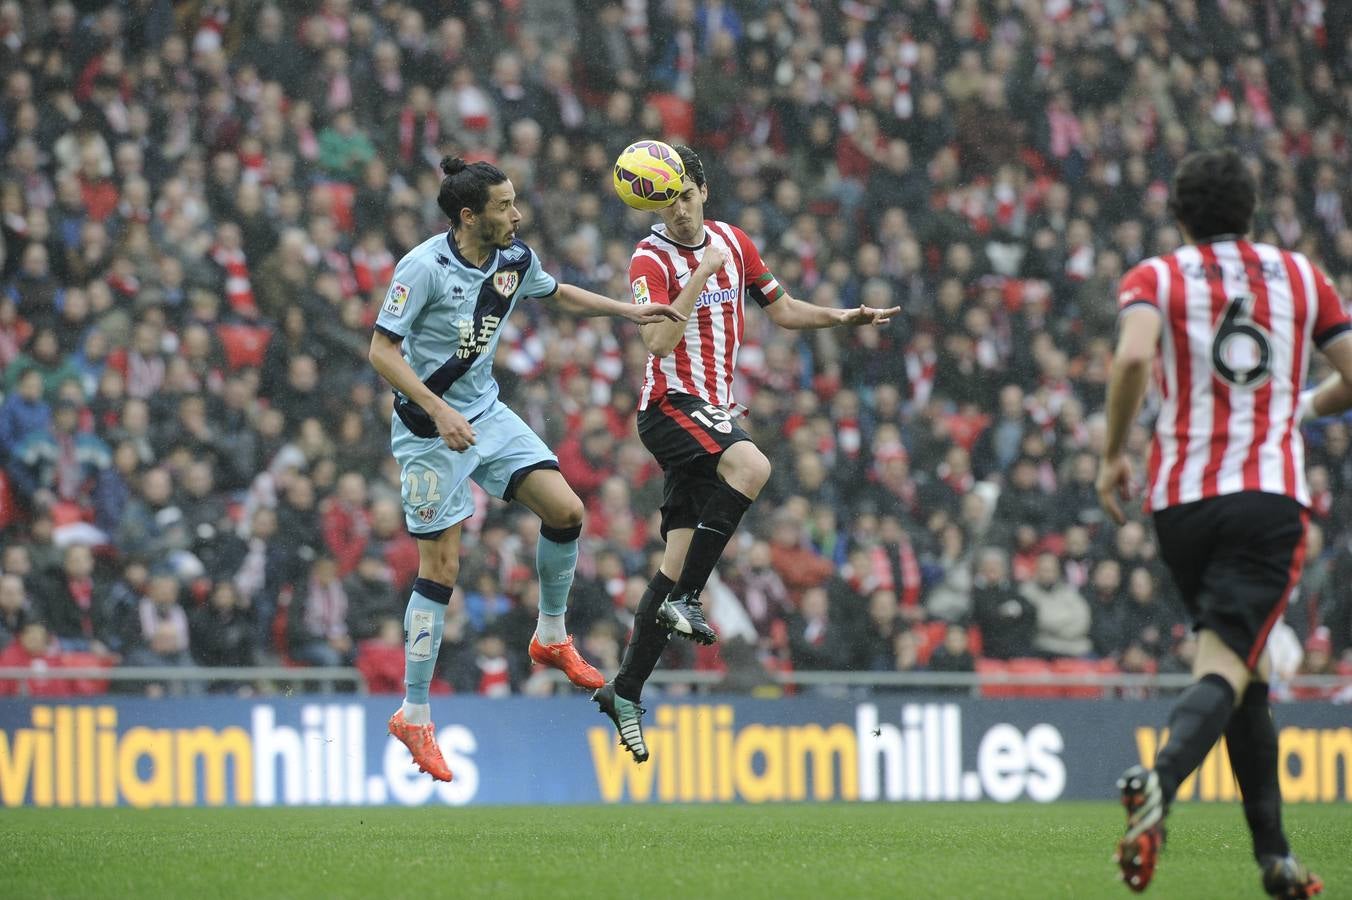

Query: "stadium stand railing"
left=0, top=666, right=367, bottom=695
left=3, top=666, right=1348, bottom=700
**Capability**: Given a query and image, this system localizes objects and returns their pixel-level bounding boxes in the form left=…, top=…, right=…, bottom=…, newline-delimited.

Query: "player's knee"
left=544, top=495, right=585, bottom=532
left=723, top=444, right=771, bottom=495
left=747, top=450, right=772, bottom=491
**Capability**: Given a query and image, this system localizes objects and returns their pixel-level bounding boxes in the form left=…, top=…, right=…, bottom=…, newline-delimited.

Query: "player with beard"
left=371, top=157, right=684, bottom=781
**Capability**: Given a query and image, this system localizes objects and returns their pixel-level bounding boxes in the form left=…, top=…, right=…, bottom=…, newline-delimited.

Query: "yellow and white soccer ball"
left=612, top=140, right=686, bottom=211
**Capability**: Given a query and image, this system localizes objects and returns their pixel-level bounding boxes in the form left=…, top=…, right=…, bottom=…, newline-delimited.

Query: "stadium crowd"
left=1, top=0, right=1351, bottom=699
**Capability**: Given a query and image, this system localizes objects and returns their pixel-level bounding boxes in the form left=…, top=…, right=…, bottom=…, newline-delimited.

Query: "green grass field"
left=1, top=803, right=1346, bottom=899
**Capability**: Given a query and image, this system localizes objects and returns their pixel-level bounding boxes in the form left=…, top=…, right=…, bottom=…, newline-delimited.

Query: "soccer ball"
left=613, top=140, right=685, bottom=211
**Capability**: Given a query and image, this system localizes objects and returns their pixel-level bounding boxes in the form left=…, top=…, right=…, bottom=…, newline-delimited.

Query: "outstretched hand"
left=628, top=303, right=688, bottom=325
left=840, top=304, right=901, bottom=326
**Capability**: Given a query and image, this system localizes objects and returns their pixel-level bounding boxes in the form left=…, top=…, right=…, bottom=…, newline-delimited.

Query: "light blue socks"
left=535, top=524, right=581, bottom=643
left=402, top=578, right=451, bottom=712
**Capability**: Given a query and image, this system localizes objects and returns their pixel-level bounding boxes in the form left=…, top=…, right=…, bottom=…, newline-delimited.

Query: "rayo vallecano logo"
left=493, top=270, right=519, bottom=297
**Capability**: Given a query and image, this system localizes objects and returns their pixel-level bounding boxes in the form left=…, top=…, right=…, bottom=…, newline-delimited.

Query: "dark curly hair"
left=671, top=144, right=706, bottom=188
left=437, top=156, right=509, bottom=228
left=1167, top=149, right=1256, bottom=242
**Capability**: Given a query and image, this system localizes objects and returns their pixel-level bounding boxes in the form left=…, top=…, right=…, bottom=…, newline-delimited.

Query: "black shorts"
left=637, top=392, right=751, bottom=538
left=1152, top=491, right=1309, bottom=668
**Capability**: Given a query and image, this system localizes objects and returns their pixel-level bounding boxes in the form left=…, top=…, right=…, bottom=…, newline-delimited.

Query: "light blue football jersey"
left=374, top=232, right=558, bottom=427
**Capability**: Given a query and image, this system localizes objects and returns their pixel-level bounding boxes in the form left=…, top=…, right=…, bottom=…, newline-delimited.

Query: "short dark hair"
left=437, top=156, right=509, bottom=227
left=1167, top=149, right=1256, bottom=241
left=671, top=144, right=706, bottom=188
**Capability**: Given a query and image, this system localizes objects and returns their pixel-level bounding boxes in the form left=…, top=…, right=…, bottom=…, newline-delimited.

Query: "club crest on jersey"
left=493, top=270, right=519, bottom=297
left=632, top=276, right=650, bottom=303
left=383, top=281, right=411, bottom=317
left=713, top=421, right=733, bottom=434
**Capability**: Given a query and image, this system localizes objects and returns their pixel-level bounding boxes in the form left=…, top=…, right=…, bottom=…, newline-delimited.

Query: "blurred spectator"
left=770, top=513, right=834, bottom=604
left=1285, top=523, right=1328, bottom=642
left=858, top=589, right=900, bottom=671
left=1122, top=567, right=1176, bottom=661
left=928, top=624, right=977, bottom=675
left=786, top=586, right=850, bottom=672
left=1020, top=552, right=1092, bottom=659
left=463, top=567, right=511, bottom=632
left=7, top=397, right=112, bottom=520
left=924, top=523, right=976, bottom=624
left=0, top=573, right=33, bottom=650
left=1088, top=559, right=1128, bottom=659
left=580, top=618, right=622, bottom=676
left=288, top=556, right=354, bottom=669
left=971, top=548, right=1036, bottom=660
left=0, top=622, right=68, bottom=697
left=190, top=581, right=258, bottom=680
left=451, top=628, right=520, bottom=697
left=355, top=617, right=408, bottom=695
left=35, top=542, right=96, bottom=643
left=128, top=572, right=196, bottom=694
left=888, top=628, right=924, bottom=679
left=344, top=550, right=399, bottom=642
left=0, top=368, right=49, bottom=463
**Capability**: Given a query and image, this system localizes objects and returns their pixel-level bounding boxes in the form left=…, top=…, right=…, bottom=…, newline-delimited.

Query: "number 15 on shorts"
left=690, top=404, right=732, bottom=428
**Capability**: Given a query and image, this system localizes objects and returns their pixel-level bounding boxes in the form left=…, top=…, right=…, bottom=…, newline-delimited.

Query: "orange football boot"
left=529, top=634, right=605, bottom=689
left=387, top=710, right=453, bottom=782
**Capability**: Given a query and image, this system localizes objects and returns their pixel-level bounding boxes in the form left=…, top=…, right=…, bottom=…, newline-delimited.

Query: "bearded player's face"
left=472, top=181, right=521, bottom=249
left=659, top=177, right=706, bottom=243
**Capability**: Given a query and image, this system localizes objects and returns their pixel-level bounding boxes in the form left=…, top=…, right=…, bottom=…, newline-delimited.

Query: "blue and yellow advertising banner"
left=0, top=697, right=1347, bottom=808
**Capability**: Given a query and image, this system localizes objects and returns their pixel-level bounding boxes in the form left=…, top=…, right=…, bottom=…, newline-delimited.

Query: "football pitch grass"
left=2, top=802, right=1348, bottom=899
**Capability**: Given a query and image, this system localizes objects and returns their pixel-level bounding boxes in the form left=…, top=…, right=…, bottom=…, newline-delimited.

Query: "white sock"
left=535, top=611, right=567, bottom=645
left=400, top=701, right=431, bottom=725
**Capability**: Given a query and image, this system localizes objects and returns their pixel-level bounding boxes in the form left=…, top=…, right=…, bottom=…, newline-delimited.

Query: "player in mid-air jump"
left=370, top=157, right=685, bottom=781
left=1098, top=148, right=1352, bottom=897
left=593, top=144, right=899, bottom=763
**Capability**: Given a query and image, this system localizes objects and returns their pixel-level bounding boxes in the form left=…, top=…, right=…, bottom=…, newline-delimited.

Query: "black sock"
left=1155, top=673, right=1237, bottom=803
left=614, top=571, right=676, bottom=702
left=1225, top=682, right=1290, bottom=860
left=673, top=482, right=753, bottom=596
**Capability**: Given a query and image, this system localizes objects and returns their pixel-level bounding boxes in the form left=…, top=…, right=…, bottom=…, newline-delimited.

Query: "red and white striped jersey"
left=629, top=220, right=784, bottom=410
left=1118, top=239, right=1351, bottom=512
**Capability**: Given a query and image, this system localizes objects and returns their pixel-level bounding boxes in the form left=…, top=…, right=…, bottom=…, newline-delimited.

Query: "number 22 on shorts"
left=404, top=468, right=442, bottom=505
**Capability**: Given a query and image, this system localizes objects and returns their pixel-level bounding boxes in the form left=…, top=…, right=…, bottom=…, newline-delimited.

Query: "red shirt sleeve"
left=1311, top=263, right=1351, bottom=348
left=628, top=250, right=671, bottom=307
left=1117, top=261, right=1161, bottom=312
left=731, top=225, right=784, bottom=308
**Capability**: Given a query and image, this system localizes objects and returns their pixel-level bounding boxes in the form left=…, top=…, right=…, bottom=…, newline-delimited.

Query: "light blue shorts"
left=390, top=399, right=557, bottom=537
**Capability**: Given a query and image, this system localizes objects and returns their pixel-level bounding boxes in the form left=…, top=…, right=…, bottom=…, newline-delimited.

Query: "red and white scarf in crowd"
left=863, top=540, right=922, bottom=610
left=398, top=108, right=439, bottom=166
left=212, top=244, right=257, bottom=316
left=1047, top=103, right=1082, bottom=159
left=904, top=344, right=936, bottom=407
left=351, top=244, right=394, bottom=296
left=304, top=578, right=348, bottom=641
left=322, top=247, right=358, bottom=298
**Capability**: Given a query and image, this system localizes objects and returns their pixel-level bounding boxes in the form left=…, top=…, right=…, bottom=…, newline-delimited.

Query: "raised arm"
left=637, top=247, right=726, bottom=358
left=551, top=283, right=686, bottom=327
left=763, top=294, right=900, bottom=330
